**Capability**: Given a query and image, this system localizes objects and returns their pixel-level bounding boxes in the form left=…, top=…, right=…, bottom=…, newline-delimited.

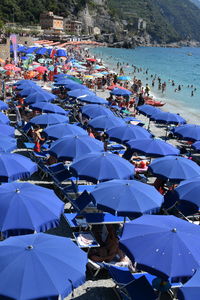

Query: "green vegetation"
left=0, top=0, right=200, bottom=43
left=108, top=0, right=200, bottom=42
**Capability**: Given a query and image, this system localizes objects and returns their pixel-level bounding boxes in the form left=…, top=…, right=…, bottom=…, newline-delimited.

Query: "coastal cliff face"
left=1, top=0, right=200, bottom=47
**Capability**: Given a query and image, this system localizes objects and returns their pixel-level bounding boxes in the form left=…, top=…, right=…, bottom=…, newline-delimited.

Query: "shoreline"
left=89, top=46, right=200, bottom=125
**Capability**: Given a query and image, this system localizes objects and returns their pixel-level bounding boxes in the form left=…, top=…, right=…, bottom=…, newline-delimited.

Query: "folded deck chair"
left=66, top=190, right=95, bottom=213
left=105, top=264, right=135, bottom=287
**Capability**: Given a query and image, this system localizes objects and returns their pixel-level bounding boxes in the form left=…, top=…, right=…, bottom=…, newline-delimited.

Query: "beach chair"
left=120, top=275, right=157, bottom=300
left=64, top=190, right=95, bottom=213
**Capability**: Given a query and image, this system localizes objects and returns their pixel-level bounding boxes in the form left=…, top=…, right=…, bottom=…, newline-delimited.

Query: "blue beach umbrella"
left=30, top=102, right=68, bottom=115
left=25, top=91, right=56, bottom=104
left=0, top=112, right=9, bottom=125
left=173, top=124, right=200, bottom=142
left=0, top=100, right=8, bottom=110
left=88, top=115, right=125, bottom=131
left=0, top=124, right=15, bottom=137
left=68, top=88, right=95, bottom=98
left=70, top=152, right=134, bottom=183
left=77, top=94, right=108, bottom=104
left=18, top=86, right=42, bottom=97
left=50, top=135, right=104, bottom=161
left=118, top=76, right=131, bottom=81
left=148, top=156, right=200, bottom=182
left=14, top=79, right=36, bottom=86
left=56, top=49, right=67, bottom=57
left=44, top=123, right=87, bottom=140
left=65, top=82, right=85, bottom=90
left=0, top=233, right=87, bottom=299
left=126, top=138, right=180, bottom=157
left=107, top=124, right=152, bottom=143
left=81, top=104, right=114, bottom=119
left=54, top=79, right=76, bottom=86
left=36, top=47, right=47, bottom=55
left=91, top=179, right=163, bottom=217
left=150, top=111, right=186, bottom=125
left=0, top=182, right=64, bottom=237
left=136, top=104, right=161, bottom=117
left=0, top=153, right=37, bottom=182
left=192, top=141, right=200, bottom=151
left=30, top=113, right=69, bottom=127
left=0, top=136, right=16, bottom=153
left=174, top=177, right=200, bottom=209
left=178, top=269, right=200, bottom=300
left=119, top=215, right=200, bottom=281
left=15, top=82, right=36, bottom=90
left=111, top=88, right=132, bottom=96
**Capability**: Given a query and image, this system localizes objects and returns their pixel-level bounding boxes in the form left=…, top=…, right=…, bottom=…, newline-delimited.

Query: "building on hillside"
left=40, top=11, right=63, bottom=33
left=64, top=20, right=82, bottom=35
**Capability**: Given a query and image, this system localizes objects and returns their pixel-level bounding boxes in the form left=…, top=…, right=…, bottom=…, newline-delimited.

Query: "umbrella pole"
left=147, top=118, right=151, bottom=130
left=165, top=126, right=169, bottom=141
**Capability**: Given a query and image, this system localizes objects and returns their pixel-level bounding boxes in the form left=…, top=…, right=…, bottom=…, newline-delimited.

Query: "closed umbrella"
left=0, top=182, right=64, bottom=237
left=88, top=115, right=125, bottom=131
left=0, top=233, right=87, bottom=299
left=107, top=124, right=152, bottom=143
left=120, top=215, right=200, bottom=281
left=0, top=153, right=37, bottom=182
left=50, top=135, right=104, bottom=161
left=30, top=113, right=69, bottom=127
left=70, top=151, right=134, bottom=183
left=91, top=179, right=163, bottom=217
left=148, top=156, right=200, bottom=182
left=126, top=138, right=180, bottom=157
left=44, top=123, right=87, bottom=140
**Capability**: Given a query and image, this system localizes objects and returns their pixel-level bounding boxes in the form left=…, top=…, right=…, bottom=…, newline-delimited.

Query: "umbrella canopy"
left=0, top=100, right=8, bottom=110
left=120, top=215, right=200, bottom=281
left=30, top=102, right=67, bottom=115
left=35, top=66, right=48, bottom=74
left=118, top=76, right=131, bottom=81
left=68, top=88, right=95, bottom=98
left=0, top=124, right=15, bottom=137
left=36, top=47, right=47, bottom=55
left=192, top=141, right=200, bottom=151
left=81, top=104, right=114, bottom=119
left=88, top=115, right=125, bottom=131
left=30, top=113, right=69, bottom=127
left=0, top=112, right=9, bottom=125
left=173, top=124, right=200, bottom=142
left=150, top=111, right=186, bottom=125
left=148, top=156, right=200, bottom=182
left=107, top=124, right=152, bottom=143
left=56, top=49, right=67, bottom=57
left=111, top=88, right=132, bottom=96
left=0, top=182, right=64, bottom=237
left=44, top=123, right=87, bottom=140
left=0, top=233, right=87, bottom=299
left=78, top=94, right=108, bottom=104
left=25, top=91, right=56, bottom=104
left=178, top=269, right=200, bottom=300
left=91, top=179, right=163, bottom=217
left=15, top=81, right=36, bottom=90
left=14, top=79, right=35, bottom=86
left=54, top=79, right=78, bottom=86
left=174, top=177, right=200, bottom=209
left=137, top=104, right=161, bottom=117
left=0, top=153, right=37, bottom=182
left=50, top=135, right=104, bottom=161
left=18, top=86, right=42, bottom=97
left=126, top=138, right=180, bottom=157
left=0, top=136, right=16, bottom=153
left=70, top=152, right=134, bottom=183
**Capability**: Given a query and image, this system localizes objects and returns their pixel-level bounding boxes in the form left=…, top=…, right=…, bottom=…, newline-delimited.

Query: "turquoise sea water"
left=90, top=47, right=200, bottom=122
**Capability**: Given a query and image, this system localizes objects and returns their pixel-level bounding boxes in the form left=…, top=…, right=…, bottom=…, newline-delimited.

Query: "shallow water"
left=90, top=47, right=200, bottom=124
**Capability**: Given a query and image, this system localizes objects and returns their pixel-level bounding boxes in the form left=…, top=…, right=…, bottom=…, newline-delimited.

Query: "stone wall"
left=0, top=38, right=10, bottom=60
left=17, top=36, right=35, bottom=46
